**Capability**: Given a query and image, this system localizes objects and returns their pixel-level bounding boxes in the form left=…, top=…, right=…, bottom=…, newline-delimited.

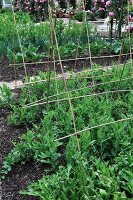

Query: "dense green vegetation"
left=0, top=11, right=132, bottom=63
left=1, top=61, right=133, bottom=199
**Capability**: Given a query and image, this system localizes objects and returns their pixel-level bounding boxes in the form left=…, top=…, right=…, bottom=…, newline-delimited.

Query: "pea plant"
left=0, top=84, right=13, bottom=108
left=0, top=11, right=132, bottom=62
left=1, top=62, right=133, bottom=200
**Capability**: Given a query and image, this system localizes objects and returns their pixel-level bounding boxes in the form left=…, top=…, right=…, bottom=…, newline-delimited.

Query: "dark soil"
left=0, top=109, right=27, bottom=166
left=0, top=107, right=66, bottom=200
left=0, top=54, right=131, bottom=82
left=1, top=162, right=44, bottom=200
left=0, top=108, right=45, bottom=200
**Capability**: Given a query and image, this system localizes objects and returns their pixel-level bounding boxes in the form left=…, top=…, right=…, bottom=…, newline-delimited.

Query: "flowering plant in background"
left=93, top=0, right=128, bottom=19
left=93, top=0, right=110, bottom=18
left=93, top=0, right=128, bottom=38
left=109, top=11, right=114, bottom=17
left=14, top=0, right=48, bottom=21
left=109, top=0, right=128, bottom=38
left=128, top=15, right=133, bottom=22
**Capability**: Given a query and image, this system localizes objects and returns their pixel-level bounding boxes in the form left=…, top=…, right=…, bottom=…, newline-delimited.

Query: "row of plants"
left=1, top=60, right=133, bottom=199
left=0, top=11, right=132, bottom=63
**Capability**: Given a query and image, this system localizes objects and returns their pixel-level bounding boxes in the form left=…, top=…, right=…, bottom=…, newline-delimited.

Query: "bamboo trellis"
left=8, top=0, right=133, bottom=147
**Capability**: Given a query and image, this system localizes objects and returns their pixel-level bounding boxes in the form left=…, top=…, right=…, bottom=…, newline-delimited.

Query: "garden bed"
left=0, top=11, right=132, bottom=78
left=0, top=3, right=133, bottom=199
left=0, top=108, right=47, bottom=200
left=0, top=107, right=65, bottom=200
left=0, top=54, right=131, bottom=82
left=1, top=60, right=133, bottom=199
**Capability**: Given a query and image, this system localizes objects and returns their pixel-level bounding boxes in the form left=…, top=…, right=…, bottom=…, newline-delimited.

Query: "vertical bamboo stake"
left=128, top=0, right=133, bottom=63
left=50, top=21, right=60, bottom=107
left=10, top=4, right=31, bottom=98
left=119, top=0, right=132, bottom=80
left=109, top=17, right=113, bottom=41
left=48, top=3, right=80, bottom=152
left=13, top=18, right=17, bottom=86
left=46, top=0, right=54, bottom=106
left=46, top=48, right=52, bottom=106
left=118, top=0, right=123, bottom=38
left=49, top=15, right=60, bottom=106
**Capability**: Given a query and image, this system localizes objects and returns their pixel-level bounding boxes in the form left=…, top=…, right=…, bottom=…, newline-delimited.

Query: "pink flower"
left=106, top=0, right=111, bottom=7
left=97, top=7, right=105, bottom=12
left=101, top=0, right=104, bottom=3
left=128, top=15, right=133, bottom=22
left=40, top=0, right=47, bottom=2
left=109, top=12, right=115, bottom=17
left=93, top=0, right=97, bottom=5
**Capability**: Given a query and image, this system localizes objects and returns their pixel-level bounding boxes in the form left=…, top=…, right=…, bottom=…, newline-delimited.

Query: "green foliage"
left=20, top=153, right=132, bottom=199
left=74, top=11, right=85, bottom=22
left=7, top=44, right=45, bottom=63
left=7, top=61, right=133, bottom=127
left=0, top=7, right=133, bottom=200
left=0, top=12, right=132, bottom=60
left=58, top=0, right=67, bottom=9
left=1, top=61, right=133, bottom=199
left=0, top=84, right=13, bottom=108
left=74, top=10, right=95, bottom=22
left=8, top=105, right=39, bottom=126
left=1, top=130, right=61, bottom=178
left=20, top=121, right=133, bottom=199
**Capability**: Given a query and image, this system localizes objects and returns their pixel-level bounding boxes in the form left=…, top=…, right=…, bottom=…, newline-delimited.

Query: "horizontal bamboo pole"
left=25, top=76, right=133, bottom=107
left=9, top=53, right=132, bottom=67
left=24, top=89, right=133, bottom=108
left=24, top=72, right=112, bottom=86
left=55, top=116, right=133, bottom=141
left=13, top=61, right=132, bottom=88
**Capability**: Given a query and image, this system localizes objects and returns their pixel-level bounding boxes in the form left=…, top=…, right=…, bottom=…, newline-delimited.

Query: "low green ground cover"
left=0, top=61, right=133, bottom=199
